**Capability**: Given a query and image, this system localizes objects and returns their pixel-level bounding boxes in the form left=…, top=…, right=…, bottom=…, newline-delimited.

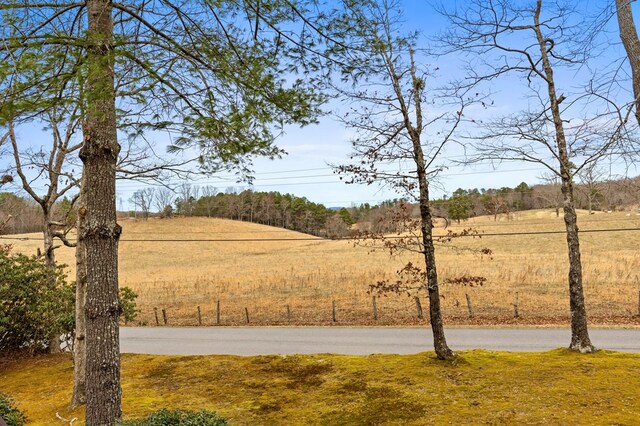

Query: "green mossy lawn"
left=2, top=349, right=639, bottom=425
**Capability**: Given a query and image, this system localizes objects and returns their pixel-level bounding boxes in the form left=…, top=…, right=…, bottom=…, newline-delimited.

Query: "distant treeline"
left=0, top=192, right=72, bottom=235
left=2, top=175, right=639, bottom=236
left=184, top=190, right=353, bottom=238
left=153, top=175, right=640, bottom=234
left=430, top=176, right=640, bottom=223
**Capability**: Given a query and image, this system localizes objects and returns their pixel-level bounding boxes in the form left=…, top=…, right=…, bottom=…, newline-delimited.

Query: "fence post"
left=372, top=296, right=378, bottom=321
left=162, top=308, right=167, bottom=325
left=465, top=293, right=474, bottom=319
left=216, top=300, right=221, bottom=325
left=414, top=296, right=423, bottom=319
left=153, top=307, right=159, bottom=326
left=244, top=307, right=250, bottom=324
left=332, top=300, right=337, bottom=322
left=197, top=306, right=202, bottom=326
left=286, top=304, right=291, bottom=322
left=513, top=292, right=519, bottom=319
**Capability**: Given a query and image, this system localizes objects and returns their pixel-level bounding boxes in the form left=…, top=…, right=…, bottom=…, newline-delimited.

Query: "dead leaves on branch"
left=354, top=201, right=492, bottom=298
left=369, top=262, right=488, bottom=297
left=351, top=201, right=493, bottom=259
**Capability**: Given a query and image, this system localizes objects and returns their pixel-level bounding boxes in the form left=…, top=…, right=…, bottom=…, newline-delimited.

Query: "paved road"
left=120, top=327, right=640, bottom=355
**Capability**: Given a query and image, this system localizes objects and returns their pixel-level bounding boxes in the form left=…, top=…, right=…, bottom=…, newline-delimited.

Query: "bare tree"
left=439, top=0, right=638, bottom=352
left=177, top=183, right=194, bottom=216
left=326, top=0, right=481, bottom=360
left=325, top=214, right=350, bottom=239
left=260, top=193, right=276, bottom=225
left=482, top=193, right=509, bottom=222
left=129, top=188, right=155, bottom=220
left=247, top=190, right=260, bottom=223
left=577, top=163, right=606, bottom=214
left=618, top=175, right=640, bottom=207
left=5, top=112, right=81, bottom=354
left=199, top=185, right=218, bottom=217
left=155, top=187, right=175, bottom=218
left=616, top=0, right=640, bottom=126
left=537, top=174, right=565, bottom=217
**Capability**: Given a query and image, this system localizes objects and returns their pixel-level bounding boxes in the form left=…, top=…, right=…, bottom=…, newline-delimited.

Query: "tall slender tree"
left=325, top=0, right=475, bottom=360
left=439, top=0, right=636, bottom=352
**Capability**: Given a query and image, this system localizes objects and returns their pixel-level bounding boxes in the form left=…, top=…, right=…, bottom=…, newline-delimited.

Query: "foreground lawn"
left=2, top=349, right=639, bottom=425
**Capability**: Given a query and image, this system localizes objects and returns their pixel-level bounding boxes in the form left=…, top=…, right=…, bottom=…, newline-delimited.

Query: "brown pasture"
left=5, top=209, right=640, bottom=326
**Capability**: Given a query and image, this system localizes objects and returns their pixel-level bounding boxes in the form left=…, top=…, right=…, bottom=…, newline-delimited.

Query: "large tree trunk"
left=71, top=176, right=87, bottom=408
left=83, top=0, right=122, bottom=423
left=534, top=0, right=594, bottom=353
left=616, top=0, right=640, bottom=126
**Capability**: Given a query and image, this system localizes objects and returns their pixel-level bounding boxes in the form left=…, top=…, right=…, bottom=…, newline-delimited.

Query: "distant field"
left=5, top=209, right=640, bottom=326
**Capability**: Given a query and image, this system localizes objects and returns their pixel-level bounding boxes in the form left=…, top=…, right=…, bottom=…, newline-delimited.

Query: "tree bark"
left=616, top=0, right=640, bottom=126
left=413, top=127, right=454, bottom=359
left=42, top=208, right=63, bottom=353
left=560, top=179, right=593, bottom=352
left=71, top=175, right=87, bottom=408
left=83, top=0, right=123, bottom=423
left=534, top=0, right=594, bottom=353
left=418, top=175, right=454, bottom=360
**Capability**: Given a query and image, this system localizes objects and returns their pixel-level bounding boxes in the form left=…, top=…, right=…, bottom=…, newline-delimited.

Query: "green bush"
left=0, top=246, right=74, bottom=353
left=120, top=409, right=228, bottom=426
left=0, top=393, right=27, bottom=426
left=119, top=286, right=139, bottom=325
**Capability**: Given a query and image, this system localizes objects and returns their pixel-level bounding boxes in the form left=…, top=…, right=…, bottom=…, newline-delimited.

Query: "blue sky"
left=3, top=0, right=639, bottom=210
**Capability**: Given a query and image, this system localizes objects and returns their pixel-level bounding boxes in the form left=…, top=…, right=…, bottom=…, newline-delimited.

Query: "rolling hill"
left=5, top=210, right=640, bottom=326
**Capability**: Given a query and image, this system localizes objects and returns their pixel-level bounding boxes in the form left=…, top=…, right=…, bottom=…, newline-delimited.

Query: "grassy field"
left=2, top=349, right=639, bottom=425
left=5, top=209, right=640, bottom=326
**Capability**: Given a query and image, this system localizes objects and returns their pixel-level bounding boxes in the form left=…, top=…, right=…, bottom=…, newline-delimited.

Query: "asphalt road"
left=120, top=327, right=640, bottom=355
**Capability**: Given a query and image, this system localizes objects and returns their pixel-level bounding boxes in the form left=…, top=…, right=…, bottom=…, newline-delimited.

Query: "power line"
left=455, top=216, right=640, bottom=228
left=108, top=153, right=638, bottom=189
left=110, top=166, right=548, bottom=190
left=3, top=226, right=640, bottom=243
left=461, top=227, right=640, bottom=237
left=0, top=236, right=325, bottom=242
left=122, top=230, right=295, bottom=234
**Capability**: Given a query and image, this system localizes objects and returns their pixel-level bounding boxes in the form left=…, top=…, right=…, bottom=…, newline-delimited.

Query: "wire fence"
left=133, top=289, right=640, bottom=327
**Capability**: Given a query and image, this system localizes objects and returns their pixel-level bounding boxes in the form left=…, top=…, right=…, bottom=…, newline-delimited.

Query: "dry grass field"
left=5, top=209, right=640, bottom=326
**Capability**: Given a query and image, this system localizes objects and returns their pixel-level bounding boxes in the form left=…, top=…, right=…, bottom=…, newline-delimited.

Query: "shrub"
left=120, top=409, right=228, bottom=426
left=119, top=287, right=139, bottom=325
left=0, top=246, right=74, bottom=353
left=0, top=393, right=27, bottom=426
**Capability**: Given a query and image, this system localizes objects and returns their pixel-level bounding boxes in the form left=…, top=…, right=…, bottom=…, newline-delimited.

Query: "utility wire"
left=11, top=165, right=549, bottom=193
left=3, top=227, right=640, bottom=243
left=84, top=216, right=640, bottom=233
left=112, top=166, right=548, bottom=189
